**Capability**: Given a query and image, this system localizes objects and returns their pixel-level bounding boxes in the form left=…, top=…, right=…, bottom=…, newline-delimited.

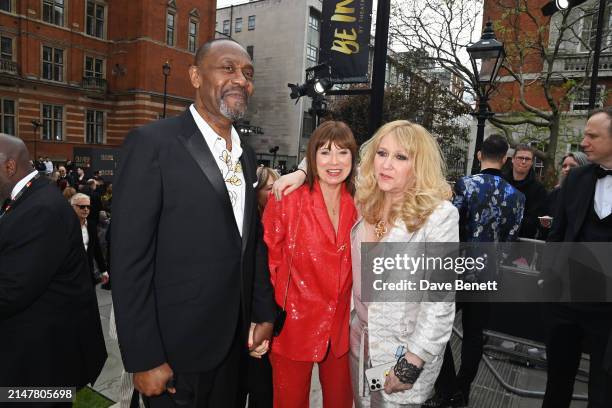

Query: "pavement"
left=92, top=286, right=323, bottom=407
left=93, top=287, right=588, bottom=408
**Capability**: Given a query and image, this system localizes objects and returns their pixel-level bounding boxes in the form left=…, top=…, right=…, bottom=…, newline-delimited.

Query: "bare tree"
left=328, top=61, right=471, bottom=179
left=390, top=0, right=606, bottom=184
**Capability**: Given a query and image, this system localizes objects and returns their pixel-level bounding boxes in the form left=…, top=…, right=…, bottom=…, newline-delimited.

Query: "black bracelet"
left=296, top=168, right=307, bottom=176
left=393, top=355, right=423, bottom=385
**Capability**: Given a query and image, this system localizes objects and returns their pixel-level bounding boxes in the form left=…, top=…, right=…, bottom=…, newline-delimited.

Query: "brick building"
left=480, top=0, right=611, bottom=171
left=0, top=0, right=215, bottom=162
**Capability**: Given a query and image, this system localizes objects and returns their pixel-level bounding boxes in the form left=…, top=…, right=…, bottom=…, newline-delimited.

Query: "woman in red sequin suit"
left=262, top=121, right=358, bottom=408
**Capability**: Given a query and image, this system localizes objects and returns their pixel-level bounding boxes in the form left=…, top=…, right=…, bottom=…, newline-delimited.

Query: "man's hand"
left=100, top=272, right=110, bottom=285
left=272, top=170, right=306, bottom=201
left=247, top=323, right=269, bottom=358
left=133, top=363, right=175, bottom=397
left=250, top=322, right=273, bottom=353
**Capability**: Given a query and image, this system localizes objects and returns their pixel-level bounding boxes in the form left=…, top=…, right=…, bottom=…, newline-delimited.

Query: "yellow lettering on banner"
left=334, top=28, right=358, bottom=41
left=331, top=14, right=356, bottom=22
left=331, top=39, right=359, bottom=55
left=334, top=0, right=355, bottom=15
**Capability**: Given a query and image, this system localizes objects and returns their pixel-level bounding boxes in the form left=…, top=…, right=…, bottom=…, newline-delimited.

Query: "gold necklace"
left=374, top=219, right=388, bottom=239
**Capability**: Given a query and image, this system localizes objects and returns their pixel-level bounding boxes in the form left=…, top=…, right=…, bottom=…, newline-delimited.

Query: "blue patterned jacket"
left=453, top=168, right=525, bottom=243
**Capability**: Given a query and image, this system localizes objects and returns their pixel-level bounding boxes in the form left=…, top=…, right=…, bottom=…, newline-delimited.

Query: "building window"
left=308, top=14, right=319, bottom=31
left=86, top=110, right=104, bottom=144
left=581, top=4, right=612, bottom=51
left=86, top=1, right=105, bottom=38
left=246, top=45, right=254, bottom=60
left=306, top=44, right=318, bottom=62
left=1, top=36, right=12, bottom=60
left=166, top=11, right=176, bottom=46
left=42, top=104, right=63, bottom=141
left=570, top=86, right=605, bottom=111
left=42, top=46, right=64, bottom=82
left=235, top=17, right=242, bottom=33
left=0, top=0, right=13, bottom=12
left=0, top=99, right=15, bottom=136
left=42, top=0, right=65, bottom=26
left=248, top=15, right=255, bottom=30
left=223, top=20, right=230, bottom=35
left=188, top=20, right=198, bottom=53
left=85, top=56, right=104, bottom=78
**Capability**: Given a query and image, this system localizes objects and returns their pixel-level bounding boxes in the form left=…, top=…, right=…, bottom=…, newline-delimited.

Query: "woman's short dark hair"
left=305, top=120, right=357, bottom=195
left=480, top=134, right=509, bottom=161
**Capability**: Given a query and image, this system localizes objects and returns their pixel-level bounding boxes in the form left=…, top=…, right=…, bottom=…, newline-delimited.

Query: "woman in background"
left=257, top=166, right=279, bottom=214
left=236, top=166, right=280, bottom=408
left=540, top=151, right=589, bottom=235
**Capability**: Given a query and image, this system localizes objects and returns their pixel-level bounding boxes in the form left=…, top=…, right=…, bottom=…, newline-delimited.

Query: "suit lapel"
left=0, top=177, right=47, bottom=227
left=240, top=146, right=254, bottom=254
left=572, top=165, right=598, bottom=238
left=176, top=111, right=239, bottom=238
left=312, top=182, right=338, bottom=245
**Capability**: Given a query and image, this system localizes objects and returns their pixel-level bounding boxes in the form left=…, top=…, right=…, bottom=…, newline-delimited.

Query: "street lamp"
left=31, top=120, right=41, bottom=158
left=269, top=146, right=279, bottom=168
left=467, top=21, right=505, bottom=175
left=541, top=0, right=587, bottom=16
left=162, top=61, right=171, bottom=118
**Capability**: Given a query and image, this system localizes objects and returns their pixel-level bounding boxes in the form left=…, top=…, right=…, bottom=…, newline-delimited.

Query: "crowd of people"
left=1, top=37, right=611, bottom=408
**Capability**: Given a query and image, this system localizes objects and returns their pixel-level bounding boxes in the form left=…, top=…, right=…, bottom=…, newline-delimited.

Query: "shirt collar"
left=189, top=104, right=242, bottom=157
left=11, top=170, right=39, bottom=200
left=480, top=168, right=503, bottom=177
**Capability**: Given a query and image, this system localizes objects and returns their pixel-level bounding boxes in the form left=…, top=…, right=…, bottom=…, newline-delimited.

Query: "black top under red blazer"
left=111, top=110, right=276, bottom=373
left=0, top=177, right=107, bottom=386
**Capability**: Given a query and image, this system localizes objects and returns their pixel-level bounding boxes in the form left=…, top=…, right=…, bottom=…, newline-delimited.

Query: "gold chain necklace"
left=374, top=219, right=388, bottom=239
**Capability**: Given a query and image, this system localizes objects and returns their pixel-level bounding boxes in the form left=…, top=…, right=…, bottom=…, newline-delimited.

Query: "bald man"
left=0, top=133, right=106, bottom=391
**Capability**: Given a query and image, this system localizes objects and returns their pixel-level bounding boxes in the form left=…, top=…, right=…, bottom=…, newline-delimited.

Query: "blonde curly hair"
left=356, top=120, right=452, bottom=232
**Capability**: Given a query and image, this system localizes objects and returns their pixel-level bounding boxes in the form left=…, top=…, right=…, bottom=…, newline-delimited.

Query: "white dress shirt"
left=81, top=221, right=90, bottom=251
left=11, top=170, right=39, bottom=200
left=189, top=104, right=246, bottom=236
left=594, top=167, right=612, bottom=219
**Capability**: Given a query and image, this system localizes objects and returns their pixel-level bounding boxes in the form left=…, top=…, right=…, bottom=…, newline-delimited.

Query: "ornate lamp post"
left=467, top=21, right=506, bottom=175
left=162, top=61, right=171, bottom=118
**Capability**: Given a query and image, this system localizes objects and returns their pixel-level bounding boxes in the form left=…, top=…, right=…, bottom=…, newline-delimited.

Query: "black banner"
left=319, top=0, right=373, bottom=83
left=73, top=147, right=120, bottom=182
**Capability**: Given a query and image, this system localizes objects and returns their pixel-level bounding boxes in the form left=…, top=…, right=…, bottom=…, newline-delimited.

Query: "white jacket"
left=352, top=200, right=459, bottom=405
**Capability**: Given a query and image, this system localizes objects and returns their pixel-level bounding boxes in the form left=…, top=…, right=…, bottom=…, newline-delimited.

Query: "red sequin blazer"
left=262, top=181, right=357, bottom=361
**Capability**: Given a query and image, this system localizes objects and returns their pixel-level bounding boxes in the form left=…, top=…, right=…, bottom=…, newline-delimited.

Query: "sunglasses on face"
left=74, top=204, right=90, bottom=210
left=515, top=156, right=533, bottom=163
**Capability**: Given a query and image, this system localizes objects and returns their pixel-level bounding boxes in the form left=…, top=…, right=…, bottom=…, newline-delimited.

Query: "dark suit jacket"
left=111, top=110, right=276, bottom=373
left=0, top=177, right=107, bottom=386
left=544, top=163, right=612, bottom=298
left=547, top=164, right=599, bottom=243
left=86, top=220, right=107, bottom=284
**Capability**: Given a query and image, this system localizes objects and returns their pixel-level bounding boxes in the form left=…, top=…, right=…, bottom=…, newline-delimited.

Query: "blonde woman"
left=273, top=120, right=458, bottom=406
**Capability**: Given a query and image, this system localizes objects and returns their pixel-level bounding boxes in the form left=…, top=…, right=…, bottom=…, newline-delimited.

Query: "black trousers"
left=144, top=324, right=245, bottom=408
left=435, top=302, right=490, bottom=398
left=234, top=353, right=273, bottom=408
left=542, top=304, right=612, bottom=408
